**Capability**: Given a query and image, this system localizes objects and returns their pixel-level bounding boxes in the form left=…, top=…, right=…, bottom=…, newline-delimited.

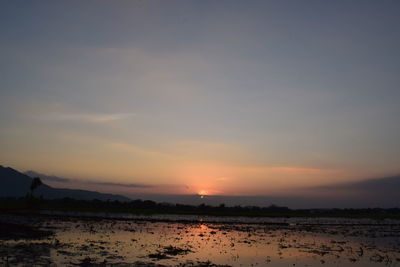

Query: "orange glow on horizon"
left=198, top=190, right=209, bottom=198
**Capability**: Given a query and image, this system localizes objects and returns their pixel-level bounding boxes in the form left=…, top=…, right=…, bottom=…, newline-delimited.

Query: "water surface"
left=1, top=213, right=399, bottom=266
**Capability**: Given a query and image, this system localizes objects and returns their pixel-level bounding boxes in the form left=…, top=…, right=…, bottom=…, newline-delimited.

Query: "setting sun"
left=1, top=1, right=400, bottom=266
left=198, top=190, right=209, bottom=199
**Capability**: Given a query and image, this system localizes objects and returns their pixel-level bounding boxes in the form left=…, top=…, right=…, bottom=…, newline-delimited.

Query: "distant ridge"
left=0, top=165, right=130, bottom=202
left=1, top=165, right=399, bottom=208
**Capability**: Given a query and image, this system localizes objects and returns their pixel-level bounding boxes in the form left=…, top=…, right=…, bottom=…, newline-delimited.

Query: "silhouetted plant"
left=30, top=177, right=43, bottom=197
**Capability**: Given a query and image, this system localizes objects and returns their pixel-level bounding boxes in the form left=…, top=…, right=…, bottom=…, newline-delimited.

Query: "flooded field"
left=1, top=213, right=400, bottom=266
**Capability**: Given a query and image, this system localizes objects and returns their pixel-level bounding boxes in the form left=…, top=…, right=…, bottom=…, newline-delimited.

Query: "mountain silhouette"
left=0, top=165, right=130, bottom=201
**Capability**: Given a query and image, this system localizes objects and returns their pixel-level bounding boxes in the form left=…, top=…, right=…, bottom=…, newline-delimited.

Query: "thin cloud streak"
left=25, top=171, right=69, bottom=183
left=35, top=112, right=137, bottom=124
left=86, top=181, right=155, bottom=188
left=25, top=171, right=154, bottom=189
left=2, top=1, right=400, bottom=199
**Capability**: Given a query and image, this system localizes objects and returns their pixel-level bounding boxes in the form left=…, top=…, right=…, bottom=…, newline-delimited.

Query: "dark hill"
left=0, top=165, right=130, bottom=202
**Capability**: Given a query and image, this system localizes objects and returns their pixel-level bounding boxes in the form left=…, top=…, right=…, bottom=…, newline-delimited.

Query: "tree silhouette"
left=30, top=177, right=43, bottom=197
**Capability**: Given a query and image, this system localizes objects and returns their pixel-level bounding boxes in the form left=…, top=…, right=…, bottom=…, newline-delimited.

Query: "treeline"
left=0, top=197, right=290, bottom=215
left=1, top=197, right=400, bottom=219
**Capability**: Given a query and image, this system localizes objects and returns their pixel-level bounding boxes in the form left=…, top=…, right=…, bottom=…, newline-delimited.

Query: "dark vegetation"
left=0, top=165, right=129, bottom=201
left=1, top=196, right=400, bottom=219
left=1, top=165, right=400, bottom=219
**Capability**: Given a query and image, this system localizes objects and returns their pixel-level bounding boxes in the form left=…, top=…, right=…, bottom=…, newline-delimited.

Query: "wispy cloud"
left=25, top=170, right=70, bottom=183
left=86, top=181, right=155, bottom=188
left=25, top=171, right=154, bottom=188
left=33, top=111, right=136, bottom=124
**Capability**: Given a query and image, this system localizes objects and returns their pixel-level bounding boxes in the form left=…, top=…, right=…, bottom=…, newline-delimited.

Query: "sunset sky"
left=1, top=1, right=400, bottom=198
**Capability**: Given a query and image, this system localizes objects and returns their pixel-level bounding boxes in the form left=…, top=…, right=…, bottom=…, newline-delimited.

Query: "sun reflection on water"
left=26, top=217, right=399, bottom=267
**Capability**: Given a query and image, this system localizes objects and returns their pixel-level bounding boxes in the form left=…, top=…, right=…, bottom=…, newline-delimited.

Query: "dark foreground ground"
left=1, top=212, right=400, bottom=267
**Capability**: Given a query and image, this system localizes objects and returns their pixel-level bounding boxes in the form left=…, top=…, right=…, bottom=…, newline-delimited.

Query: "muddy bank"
left=0, top=213, right=399, bottom=266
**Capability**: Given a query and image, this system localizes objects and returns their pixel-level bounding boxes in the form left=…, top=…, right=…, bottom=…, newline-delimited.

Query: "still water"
left=1, top=213, right=400, bottom=266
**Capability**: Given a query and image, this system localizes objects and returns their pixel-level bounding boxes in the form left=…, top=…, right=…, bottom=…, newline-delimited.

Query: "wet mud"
left=0, top=214, right=399, bottom=266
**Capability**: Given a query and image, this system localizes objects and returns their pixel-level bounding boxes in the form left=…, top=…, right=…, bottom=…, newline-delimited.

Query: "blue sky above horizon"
left=1, top=1, right=400, bottom=196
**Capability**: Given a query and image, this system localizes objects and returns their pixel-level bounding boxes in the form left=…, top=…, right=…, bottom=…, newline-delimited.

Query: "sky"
left=1, top=1, right=400, bottom=198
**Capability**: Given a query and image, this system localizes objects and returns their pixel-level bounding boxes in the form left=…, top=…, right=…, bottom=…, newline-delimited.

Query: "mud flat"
left=1, top=213, right=400, bottom=266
